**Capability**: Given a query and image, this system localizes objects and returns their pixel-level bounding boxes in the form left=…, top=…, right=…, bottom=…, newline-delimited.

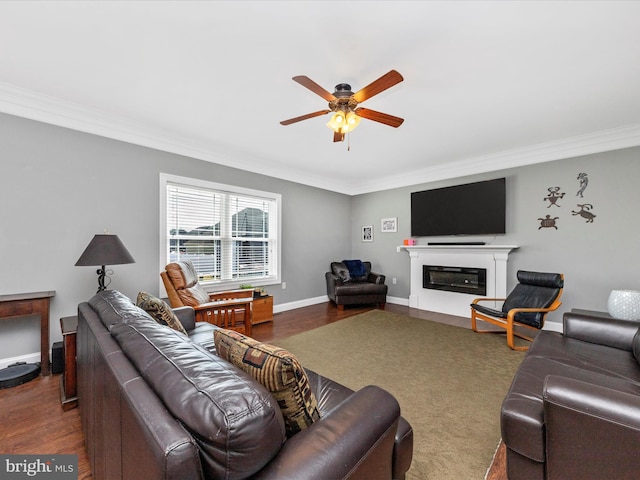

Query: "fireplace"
left=423, top=265, right=487, bottom=296
left=398, top=244, right=518, bottom=317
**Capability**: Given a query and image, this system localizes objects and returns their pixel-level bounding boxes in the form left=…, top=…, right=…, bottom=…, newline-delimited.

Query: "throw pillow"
left=213, top=329, right=321, bottom=437
left=136, top=291, right=188, bottom=335
left=342, top=259, right=368, bottom=282
left=332, top=262, right=351, bottom=282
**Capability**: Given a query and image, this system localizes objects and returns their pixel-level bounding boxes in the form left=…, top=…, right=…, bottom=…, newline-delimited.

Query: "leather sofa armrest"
left=563, top=312, right=640, bottom=351
left=543, top=375, right=640, bottom=479
left=253, top=386, right=402, bottom=480
left=326, top=271, right=342, bottom=284
left=368, top=271, right=386, bottom=285
left=325, top=272, right=340, bottom=301
left=173, top=306, right=196, bottom=332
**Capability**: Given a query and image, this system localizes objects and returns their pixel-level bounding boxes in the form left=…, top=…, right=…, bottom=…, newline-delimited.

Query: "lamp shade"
left=75, top=234, right=135, bottom=267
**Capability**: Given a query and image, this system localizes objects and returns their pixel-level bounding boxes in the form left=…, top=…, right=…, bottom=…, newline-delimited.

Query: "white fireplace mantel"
left=398, top=244, right=519, bottom=317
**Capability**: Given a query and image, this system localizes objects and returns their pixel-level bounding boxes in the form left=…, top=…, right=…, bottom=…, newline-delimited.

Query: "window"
left=160, top=173, right=281, bottom=291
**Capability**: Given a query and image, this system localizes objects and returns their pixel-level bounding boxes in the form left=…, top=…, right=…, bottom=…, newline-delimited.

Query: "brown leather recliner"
left=326, top=260, right=388, bottom=310
left=161, top=260, right=253, bottom=335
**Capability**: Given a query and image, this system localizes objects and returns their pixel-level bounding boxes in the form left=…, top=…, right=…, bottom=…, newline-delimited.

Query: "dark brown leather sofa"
left=501, top=310, right=640, bottom=479
left=326, top=261, right=388, bottom=309
left=77, top=290, right=413, bottom=480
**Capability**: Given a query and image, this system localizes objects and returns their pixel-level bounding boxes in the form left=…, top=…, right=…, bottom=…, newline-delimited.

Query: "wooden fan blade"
left=353, top=70, right=404, bottom=103
left=280, top=110, right=331, bottom=126
left=292, top=76, right=336, bottom=102
left=333, top=131, right=345, bottom=142
left=355, top=108, right=404, bottom=128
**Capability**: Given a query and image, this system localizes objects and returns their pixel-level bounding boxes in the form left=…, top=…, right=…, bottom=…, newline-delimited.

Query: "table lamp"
left=75, top=233, right=135, bottom=293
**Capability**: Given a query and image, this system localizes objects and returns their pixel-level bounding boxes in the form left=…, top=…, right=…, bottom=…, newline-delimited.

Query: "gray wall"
left=2, top=109, right=639, bottom=363
left=0, top=113, right=351, bottom=361
left=351, top=146, right=640, bottom=326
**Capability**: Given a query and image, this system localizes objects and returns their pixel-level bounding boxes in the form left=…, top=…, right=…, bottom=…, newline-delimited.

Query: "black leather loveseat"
left=501, top=310, right=640, bottom=479
left=77, top=290, right=413, bottom=479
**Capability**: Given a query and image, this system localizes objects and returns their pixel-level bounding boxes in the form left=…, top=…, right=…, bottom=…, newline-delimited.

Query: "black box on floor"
left=51, top=341, right=64, bottom=374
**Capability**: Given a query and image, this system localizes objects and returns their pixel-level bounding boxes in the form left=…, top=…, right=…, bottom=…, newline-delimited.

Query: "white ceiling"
left=1, top=1, right=640, bottom=195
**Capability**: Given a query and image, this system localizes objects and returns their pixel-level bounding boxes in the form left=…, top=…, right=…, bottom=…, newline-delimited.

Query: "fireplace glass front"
left=423, top=265, right=487, bottom=296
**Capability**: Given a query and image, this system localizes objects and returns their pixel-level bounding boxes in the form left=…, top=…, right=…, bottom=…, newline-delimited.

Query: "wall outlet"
left=282, top=282, right=286, bottom=289
left=392, top=277, right=397, bottom=285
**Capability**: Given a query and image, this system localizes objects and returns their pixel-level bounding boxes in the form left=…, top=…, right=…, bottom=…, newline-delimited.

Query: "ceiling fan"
left=280, top=70, right=404, bottom=142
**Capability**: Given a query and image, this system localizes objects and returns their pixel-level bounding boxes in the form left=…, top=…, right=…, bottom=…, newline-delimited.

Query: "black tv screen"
left=411, top=178, right=506, bottom=237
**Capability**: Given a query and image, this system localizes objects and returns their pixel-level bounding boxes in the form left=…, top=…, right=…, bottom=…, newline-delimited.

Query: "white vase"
left=607, top=290, right=640, bottom=320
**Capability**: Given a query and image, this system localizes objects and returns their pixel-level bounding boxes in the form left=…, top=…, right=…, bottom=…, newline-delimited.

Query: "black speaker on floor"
left=52, top=341, right=64, bottom=374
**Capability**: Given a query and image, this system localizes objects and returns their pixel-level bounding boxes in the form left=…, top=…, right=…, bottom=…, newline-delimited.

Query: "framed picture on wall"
left=381, top=217, right=397, bottom=233
left=362, top=225, right=373, bottom=242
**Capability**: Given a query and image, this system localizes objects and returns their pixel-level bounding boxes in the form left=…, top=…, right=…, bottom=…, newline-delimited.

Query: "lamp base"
left=96, top=266, right=113, bottom=294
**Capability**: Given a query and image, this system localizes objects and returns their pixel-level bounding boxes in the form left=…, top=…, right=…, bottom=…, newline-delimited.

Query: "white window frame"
left=159, top=173, right=281, bottom=295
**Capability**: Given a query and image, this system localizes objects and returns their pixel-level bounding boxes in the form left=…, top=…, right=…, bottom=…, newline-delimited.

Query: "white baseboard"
left=542, top=320, right=563, bottom=333
left=273, top=294, right=410, bottom=313
left=273, top=295, right=330, bottom=313
left=0, top=352, right=41, bottom=371
left=387, top=296, right=409, bottom=306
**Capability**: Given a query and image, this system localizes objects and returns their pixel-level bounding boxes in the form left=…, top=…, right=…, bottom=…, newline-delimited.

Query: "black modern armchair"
left=470, top=270, right=564, bottom=351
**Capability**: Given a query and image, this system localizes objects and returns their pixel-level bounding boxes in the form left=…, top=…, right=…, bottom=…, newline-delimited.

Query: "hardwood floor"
left=0, top=374, right=93, bottom=479
left=0, top=302, right=472, bottom=479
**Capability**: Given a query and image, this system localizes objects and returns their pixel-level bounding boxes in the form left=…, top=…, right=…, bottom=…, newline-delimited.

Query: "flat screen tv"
left=411, top=178, right=506, bottom=237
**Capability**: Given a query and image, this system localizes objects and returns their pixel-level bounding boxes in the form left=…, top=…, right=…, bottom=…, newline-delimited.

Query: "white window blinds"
left=161, top=174, right=280, bottom=288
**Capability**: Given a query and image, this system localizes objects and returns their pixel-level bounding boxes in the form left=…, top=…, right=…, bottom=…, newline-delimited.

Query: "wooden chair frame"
left=161, top=271, right=253, bottom=336
left=194, top=295, right=253, bottom=336
left=471, top=281, right=563, bottom=351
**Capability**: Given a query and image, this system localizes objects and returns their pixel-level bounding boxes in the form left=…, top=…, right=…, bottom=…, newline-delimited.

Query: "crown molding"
left=347, top=123, right=640, bottom=195
left=1, top=81, right=639, bottom=196
left=0, top=81, right=352, bottom=194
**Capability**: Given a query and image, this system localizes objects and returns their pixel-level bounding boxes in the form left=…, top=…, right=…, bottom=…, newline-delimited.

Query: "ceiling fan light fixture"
left=345, top=111, right=361, bottom=131
left=283, top=70, right=404, bottom=140
left=326, top=111, right=346, bottom=132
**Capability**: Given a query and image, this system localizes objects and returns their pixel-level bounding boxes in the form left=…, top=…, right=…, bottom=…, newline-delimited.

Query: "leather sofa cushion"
left=335, top=282, right=387, bottom=296
left=111, top=317, right=286, bottom=479
left=214, top=329, right=321, bottom=438
left=188, top=322, right=219, bottom=352
left=89, top=289, right=154, bottom=330
left=633, top=329, right=640, bottom=365
left=136, top=291, right=188, bottom=335
left=529, top=331, right=640, bottom=383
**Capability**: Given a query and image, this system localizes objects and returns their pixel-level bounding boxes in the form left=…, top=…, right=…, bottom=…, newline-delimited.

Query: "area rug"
left=274, top=310, right=525, bottom=480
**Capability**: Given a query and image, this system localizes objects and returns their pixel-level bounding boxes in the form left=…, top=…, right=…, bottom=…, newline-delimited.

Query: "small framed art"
left=362, top=225, right=373, bottom=242
left=381, top=217, right=397, bottom=233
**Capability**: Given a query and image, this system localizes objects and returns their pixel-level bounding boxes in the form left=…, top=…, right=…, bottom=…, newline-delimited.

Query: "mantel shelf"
left=397, top=244, right=519, bottom=254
